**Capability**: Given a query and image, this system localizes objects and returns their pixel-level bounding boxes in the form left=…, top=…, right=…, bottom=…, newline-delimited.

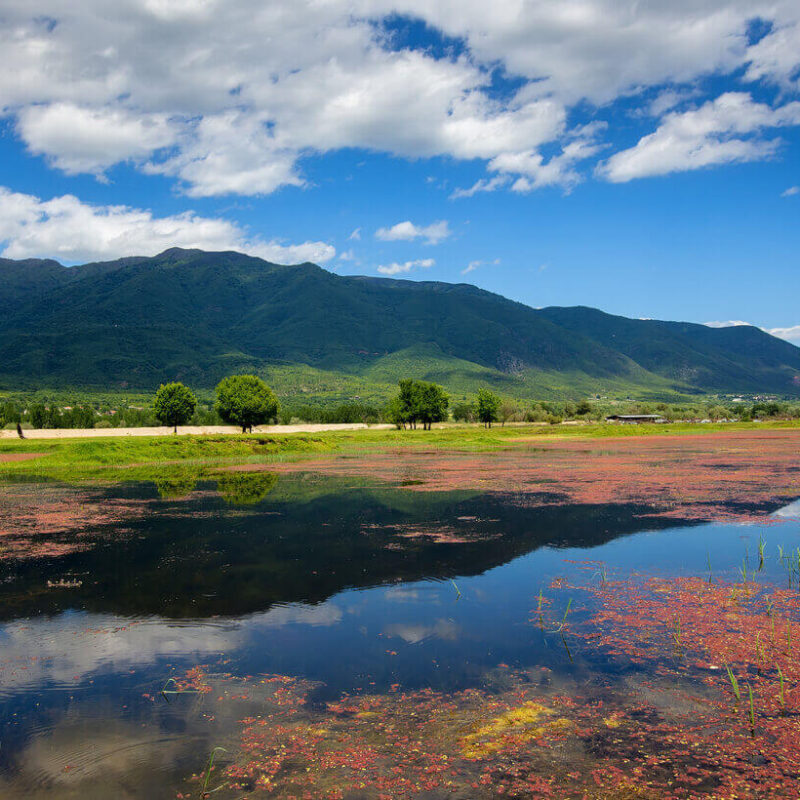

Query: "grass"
left=2, top=419, right=799, bottom=485
left=724, top=662, right=741, bottom=702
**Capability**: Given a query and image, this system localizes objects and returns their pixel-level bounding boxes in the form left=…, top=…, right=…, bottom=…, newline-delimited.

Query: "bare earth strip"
left=0, top=423, right=394, bottom=440
left=0, top=453, right=47, bottom=462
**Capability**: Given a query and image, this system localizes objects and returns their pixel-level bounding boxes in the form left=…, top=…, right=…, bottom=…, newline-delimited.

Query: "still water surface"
left=1, top=471, right=799, bottom=798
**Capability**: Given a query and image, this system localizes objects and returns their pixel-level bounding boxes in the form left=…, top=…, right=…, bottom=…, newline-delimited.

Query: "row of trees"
left=153, top=375, right=279, bottom=432
left=384, top=381, right=504, bottom=429
left=5, top=381, right=800, bottom=433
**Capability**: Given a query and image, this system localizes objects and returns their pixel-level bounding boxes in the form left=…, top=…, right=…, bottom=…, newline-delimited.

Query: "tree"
left=215, top=374, right=279, bottom=433
left=452, top=402, right=475, bottom=423
left=497, top=400, right=520, bottom=426
left=389, top=379, right=449, bottom=430
left=153, top=382, right=197, bottom=433
left=476, top=388, right=500, bottom=428
left=416, top=382, right=449, bottom=430
left=29, top=403, right=47, bottom=429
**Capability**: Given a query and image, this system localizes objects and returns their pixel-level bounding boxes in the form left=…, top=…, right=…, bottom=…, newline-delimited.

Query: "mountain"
left=0, top=247, right=798, bottom=399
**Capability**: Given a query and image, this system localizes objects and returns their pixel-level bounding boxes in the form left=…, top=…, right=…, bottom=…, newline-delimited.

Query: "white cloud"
left=348, top=227, right=362, bottom=241
left=1, top=1, right=800, bottom=195
left=599, top=93, right=800, bottom=182
left=704, top=319, right=800, bottom=344
left=17, top=103, right=177, bottom=176
left=0, top=186, right=334, bottom=264
left=782, top=185, right=800, bottom=196
left=375, top=220, right=451, bottom=244
left=461, top=257, right=499, bottom=275
left=376, top=258, right=435, bottom=276
left=767, top=324, right=800, bottom=343
left=450, top=175, right=510, bottom=199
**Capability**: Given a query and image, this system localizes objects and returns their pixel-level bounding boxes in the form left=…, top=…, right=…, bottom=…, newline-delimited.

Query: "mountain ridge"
left=1, top=248, right=797, bottom=399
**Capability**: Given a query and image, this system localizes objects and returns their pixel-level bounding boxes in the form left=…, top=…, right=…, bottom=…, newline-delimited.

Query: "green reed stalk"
left=556, top=598, right=572, bottom=631
left=758, top=536, right=766, bottom=571
left=724, top=662, right=741, bottom=702
left=777, top=665, right=786, bottom=711
left=748, top=685, right=756, bottom=736
left=200, top=746, right=227, bottom=798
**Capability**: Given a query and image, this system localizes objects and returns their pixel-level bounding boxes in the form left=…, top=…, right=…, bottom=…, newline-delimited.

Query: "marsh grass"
left=200, top=746, right=228, bottom=798
left=724, top=662, right=741, bottom=702
left=2, top=419, right=798, bottom=484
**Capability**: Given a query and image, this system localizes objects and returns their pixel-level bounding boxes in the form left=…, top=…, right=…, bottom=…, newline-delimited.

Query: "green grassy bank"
left=2, top=420, right=799, bottom=485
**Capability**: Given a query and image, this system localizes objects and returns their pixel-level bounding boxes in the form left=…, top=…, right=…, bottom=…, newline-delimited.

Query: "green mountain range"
left=1, top=247, right=798, bottom=400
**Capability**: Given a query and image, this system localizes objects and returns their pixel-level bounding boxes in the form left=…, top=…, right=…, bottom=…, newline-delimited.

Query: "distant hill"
left=1, top=248, right=798, bottom=399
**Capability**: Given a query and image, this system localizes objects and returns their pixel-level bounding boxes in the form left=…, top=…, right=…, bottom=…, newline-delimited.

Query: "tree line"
left=3, top=379, right=800, bottom=433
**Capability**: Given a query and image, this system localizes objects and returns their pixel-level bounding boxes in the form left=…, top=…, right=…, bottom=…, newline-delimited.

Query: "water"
left=1, top=469, right=799, bottom=798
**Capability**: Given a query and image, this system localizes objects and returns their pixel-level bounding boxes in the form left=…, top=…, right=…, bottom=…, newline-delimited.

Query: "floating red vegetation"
left=177, top=559, right=800, bottom=799
left=0, top=485, right=147, bottom=561
left=264, top=430, right=800, bottom=523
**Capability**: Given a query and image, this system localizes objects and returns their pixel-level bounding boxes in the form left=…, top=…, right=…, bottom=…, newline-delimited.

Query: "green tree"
left=29, top=403, right=47, bottom=429
left=476, top=388, right=501, bottom=428
left=416, top=382, right=449, bottom=430
left=153, top=382, right=198, bottom=433
left=452, top=402, right=475, bottom=423
left=215, top=374, right=279, bottom=433
left=390, top=379, right=449, bottom=430
left=0, top=401, right=21, bottom=426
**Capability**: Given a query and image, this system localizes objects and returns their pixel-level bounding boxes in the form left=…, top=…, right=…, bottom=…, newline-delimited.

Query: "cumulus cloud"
left=782, top=185, right=800, bottom=196
left=375, top=220, right=451, bottom=245
left=599, top=93, right=800, bottom=182
left=2, top=1, right=798, bottom=196
left=704, top=319, right=800, bottom=344
left=704, top=320, right=753, bottom=328
left=376, top=258, right=435, bottom=276
left=767, top=324, right=800, bottom=343
left=0, top=186, right=334, bottom=264
left=17, top=103, right=177, bottom=176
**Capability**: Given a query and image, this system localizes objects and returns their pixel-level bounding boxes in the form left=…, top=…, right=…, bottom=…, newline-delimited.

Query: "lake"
left=1, top=432, right=800, bottom=798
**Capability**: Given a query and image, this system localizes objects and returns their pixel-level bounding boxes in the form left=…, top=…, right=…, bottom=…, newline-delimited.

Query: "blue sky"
left=0, top=1, right=798, bottom=341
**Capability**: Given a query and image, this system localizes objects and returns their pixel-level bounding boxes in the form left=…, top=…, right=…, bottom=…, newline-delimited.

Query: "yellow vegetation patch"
left=460, top=701, right=572, bottom=759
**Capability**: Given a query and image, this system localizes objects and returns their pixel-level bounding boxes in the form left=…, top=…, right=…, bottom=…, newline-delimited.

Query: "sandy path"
left=0, top=423, right=394, bottom=440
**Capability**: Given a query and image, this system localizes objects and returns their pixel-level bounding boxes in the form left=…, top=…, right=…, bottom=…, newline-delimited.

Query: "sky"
left=0, top=1, right=798, bottom=342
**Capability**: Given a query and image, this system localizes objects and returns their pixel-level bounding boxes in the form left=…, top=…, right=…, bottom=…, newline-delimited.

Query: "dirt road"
left=0, top=423, right=394, bottom=440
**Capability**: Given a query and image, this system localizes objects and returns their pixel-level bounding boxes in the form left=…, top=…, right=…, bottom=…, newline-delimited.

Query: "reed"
left=777, top=665, right=786, bottom=711
left=758, top=536, right=766, bottom=572
left=748, top=685, right=756, bottom=736
left=200, top=746, right=228, bottom=798
left=724, top=662, right=741, bottom=702
left=672, top=616, right=682, bottom=647
left=555, top=598, right=572, bottom=631
left=160, top=677, right=202, bottom=703
left=450, top=579, right=462, bottom=600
